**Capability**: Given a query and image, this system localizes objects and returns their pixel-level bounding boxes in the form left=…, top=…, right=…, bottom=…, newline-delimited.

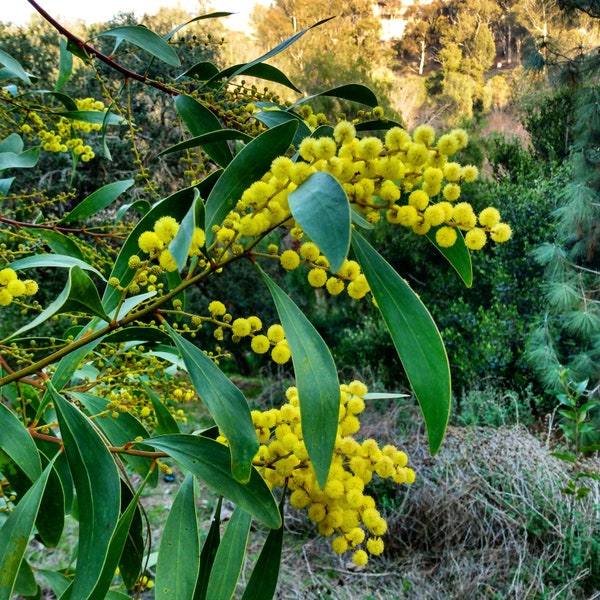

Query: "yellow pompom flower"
left=352, top=549, right=368, bottom=567
left=271, top=342, right=291, bottom=364
left=366, top=537, right=385, bottom=556
left=251, top=335, right=270, bottom=354
left=436, top=133, right=459, bottom=156
left=358, top=137, right=383, bottom=160
left=7, top=279, right=26, bottom=297
left=280, top=249, right=300, bottom=271
left=443, top=162, right=462, bottom=182
left=464, top=228, right=487, bottom=250
left=452, top=202, right=477, bottom=228
left=331, top=536, right=349, bottom=555
left=138, top=231, right=164, bottom=254
left=299, top=242, right=320, bottom=262
left=461, top=164, right=479, bottom=183
left=451, top=128, right=469, bottom=149
left=0, top=268, right=17, bottom=285
left=315, top=137, right=337, bottom=160
left=479, top=206, right=501, bottom=228
left=307, top=268, right=327, bottom=288
left=423, top=167, right=443, bottom=187
left=208, top=300, right=227, bottom=316
left=424, top=204, right=447, bottom=227
left=408, top=189, right=430, bottom=210
left=442, top=183, right=461, bottom=202
left=334, top=121, right=357, bottom=145
left=23, top=280, right=38, bottom=295
left=189, top=228, right=206, bottom=255
left=435, top=226, right=458, bottom=248
left=267, top=324, right=285, bottom=343
left=490, top=223, right=512, bottom=243
left=232, top=318, right=251, bottom=337
left=153, top=216, right=180, bottom=243
left=159, top=249, right=178, bottom=272
left=0, top=289, right=13, bottom=306
left=347, top=274, right=370, bottom=299
left=412, top=124, right=436, bottom=146
left=385, top=127, right=411, bottom=151
left=271, top=156, right=294, bottom=181
left=406, top=143, right=430, bottom=166
left=326, top=277, right=345, bottom=295
left=379, top=179, right=400, bottom=203
left=387, top=204, right=418, bottom=227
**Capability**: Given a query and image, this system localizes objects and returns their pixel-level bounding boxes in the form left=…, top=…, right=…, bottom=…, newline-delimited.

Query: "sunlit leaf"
left=159, top=129, right=253, bottom=157
left=141, top=434, right=280, bottom=529
left=205, top=119, right=298, bottom=244
left=60, top=180, right=134, bottom=223
left=289, top=84, right=379, bottom=110
left=50, top=384, right=121, bottom=599
left=210, top=63, right=301, bottom=93
left=254, top=109, right=311, bottom=148
left=259, top=268, right=339, bottom=487
left=205, top=507, right=252, bottom=600
left=288, top=171, right=351, bottom=273
left=26, top=228, right=84, bottom=261
left=7, top=254, right=105, bottom=279
left=97, top=25, right=181, bottom=66
left=155, top=473, right=200, bottom=600
left=0, top=48, right=32, bottom=84
left=351, top=231, right=450, bottom=454
left=56, top=37, right=73, bottom=92
left=165, top=323, right=257, bottom=482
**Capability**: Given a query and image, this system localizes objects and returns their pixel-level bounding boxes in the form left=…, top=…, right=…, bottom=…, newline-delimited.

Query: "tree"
left=0, top=5, right=512, bottom=599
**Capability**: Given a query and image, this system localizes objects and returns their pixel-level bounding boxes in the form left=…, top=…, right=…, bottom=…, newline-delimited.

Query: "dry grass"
left=272, top=418, right=600, bottom=600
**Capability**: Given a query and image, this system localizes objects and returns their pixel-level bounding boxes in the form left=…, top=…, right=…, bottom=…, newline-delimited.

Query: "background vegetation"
left=1, top=0, right=599, bottom=598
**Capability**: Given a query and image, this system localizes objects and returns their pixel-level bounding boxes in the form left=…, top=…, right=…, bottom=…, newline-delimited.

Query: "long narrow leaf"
left=205, top=507, right=252, bottom=600
left=205, top=119, right=298, bottom=244
left=426, top=226, right=473, bottom=287
left=0, top=403, right=41, bottom=481
left=351, top=231, right=450, bottom=454
left=194, top=496, right=222, bottom=600
left=141, top=434, right=280, bottom=529
left=259, top=268, right=339, bottom=488
left=60, top=180, right=134, bottom=223
left=50, top=385, right=121, bottom=599
left=0, top=461, right=52, bottom=599
left=288, top=171, right=351, bottom=273
left=164, top=323, right=257, bottom=482
left=155, top=473, right=200, bottom=600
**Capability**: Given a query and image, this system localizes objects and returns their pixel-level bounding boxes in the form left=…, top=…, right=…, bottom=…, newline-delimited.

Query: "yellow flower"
left=138, top=231, right=164, bottom=254
left=299, top=242, right=320, bottom=262
left=352, top=549, right=368, bottom=566
left=435, top=226, right=457, bottom=248
left=333, top=121, right=356, bottom=145
left=0, top=268, right=18, bottom=285
left=442, top=183, right=461, bottom=202
left=6, top=279, right=26, bottom=297
left=412, top=124, right=436, bottom=146
left=280, top=249, right=300, bottom=271
left=490, top=223, right=512, bottom=243
left=208, top=300, right=227, bottom=316
left=159, top=249, right=178, bottom=272
left=479, top=206, right=501, bottom=228
left=326, top=277, right=345, bottom=295
left=232, top=318, right=251, bottom=337
left=307, top=268, right=327, bottom=288
left=271, top=341, right=291, bottom=364
left=267, top=324, right=285, bottom=343
left=0, top=289, right=13, bottom=306
left=385, top=127, right=411, bottom=151
left=464, top=228, right=487, bottom=250
left=366, top=537, right=385, bottom=556
left=153, top=216, right=180, bottom=243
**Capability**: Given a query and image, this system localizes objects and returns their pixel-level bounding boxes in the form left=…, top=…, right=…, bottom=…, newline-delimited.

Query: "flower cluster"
left=20, top=97, right=107, bottom=162
left=0, top=267, right=38, bottom=306
left=219, top=380, right=415, bottom=566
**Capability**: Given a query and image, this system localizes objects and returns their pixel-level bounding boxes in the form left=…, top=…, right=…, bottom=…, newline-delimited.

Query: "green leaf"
left=140, top=381, right=181, bottom=436
left=7, top=254, right=105, bottom=279
left=0, top=147, right=40, bottom=171
left=205, top=507, right=252, bottom=600
left=0, top=461, right=52, bottom=599
left=174, top=94, right=234, bottom=167
left=210, top=63, right=301, bottom=93
left=102, top=185, right=199, bottom=313
left=26, top=228, right=84, bottom=261
left=159, top=129, right=253, bottom=157
left=56, top=37, right=73, bottom=92
left=165, top=12, right=234, bottom=41
left=97, top=25, right=181, bottom=66
left=50, top=385, right=121, bottom=599
left=0, top=403, right=42, bottom=481
left=351, top=231, right=450, bottom=455
left=155, top=473, right=200, bottom=600
left=35, top=455, right=65, bottom=548
left=164, top=323, right=257, bottom=483
left=72, top=392, right=157, bottom=479
left=0, top=133, right=23, bottom=154
left=259, top=268, right=339, bottom=488
left=2, top=266, right=109, bottom=342
left=254, top=109, right=312, bottom=148
left=205, top=119, right=298, bottom=244
left=219, top=18, right=334, bottom=89
left=141, top=434, right=280, bottom=529
left=0, top=48, right=32, bottom=84
left=54, top=110, right=125, bottom=126
left=178, top=60, right=220, bottom=81
left=289, top=84, right=379, bottom=110
left=240, top=495, right=284, bottom=600
left=194, top=497, right=222, bottom=600
left=14, top=559, right=39, bottom=599
left=60, top=180, right=134, bottom=223
left=0, top=176, right=14, bottom=195
left=38, top=570, right=71, bottom=598
left=426, top=227, right=473, bottom=287
left=168, top=189, right=205, bottom=271
left=288, top=171, right=351, bottom=273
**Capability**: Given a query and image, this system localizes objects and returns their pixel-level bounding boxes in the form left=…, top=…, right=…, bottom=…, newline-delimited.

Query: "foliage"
left=0, top=8, right=513, bottom=600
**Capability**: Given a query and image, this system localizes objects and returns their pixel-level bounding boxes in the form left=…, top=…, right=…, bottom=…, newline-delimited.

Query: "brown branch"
left=25, top=0, right=179, bottom=97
